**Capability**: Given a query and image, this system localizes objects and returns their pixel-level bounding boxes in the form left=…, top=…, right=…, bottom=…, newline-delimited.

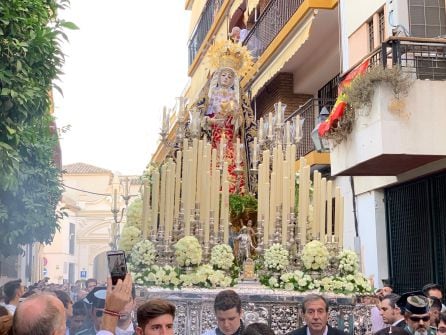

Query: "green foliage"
left=229, top=194, right=257, bottom=222
left=119, top=226, right=142, bottom=253
left=326, top=66, right=413, bottom=144
left=344, top=66, right=412, bottom=111
left=0, top=0, right=76, bottom=256
left=0, top=114, right=64, bottom=255
left=125, top=198, right=143, bottom=230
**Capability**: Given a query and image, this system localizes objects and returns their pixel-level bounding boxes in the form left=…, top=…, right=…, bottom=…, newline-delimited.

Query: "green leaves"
left=0, top=0, right=70, bottom=256
left=229, top=194, right=257, bottom=218
left=59, top=20, right=79, bottom=30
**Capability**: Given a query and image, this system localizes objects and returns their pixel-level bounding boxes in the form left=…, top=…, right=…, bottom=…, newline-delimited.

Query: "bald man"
left=13, top=274, right=133, bottom=335
left=13, top=294, right=66, bottom=335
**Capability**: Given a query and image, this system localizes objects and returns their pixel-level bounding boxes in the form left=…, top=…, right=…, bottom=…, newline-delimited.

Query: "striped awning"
left=250, top=12, right=315, bottom=98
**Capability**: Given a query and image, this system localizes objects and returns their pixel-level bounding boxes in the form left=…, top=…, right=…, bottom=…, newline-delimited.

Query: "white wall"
left=343, top=0, right=385, bottom=37
left=356, top=190, right=389, bottom=288
left=334, top=177, right=389, bottom=288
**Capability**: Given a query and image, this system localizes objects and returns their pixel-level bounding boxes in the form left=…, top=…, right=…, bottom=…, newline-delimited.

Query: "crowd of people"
left=368, top=282, right=446, bottom=335
left=1, top=274, right=446, bottom=335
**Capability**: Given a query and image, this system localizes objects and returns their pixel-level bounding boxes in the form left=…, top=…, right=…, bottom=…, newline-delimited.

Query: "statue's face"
left=219, top=69, right=235, bottom=88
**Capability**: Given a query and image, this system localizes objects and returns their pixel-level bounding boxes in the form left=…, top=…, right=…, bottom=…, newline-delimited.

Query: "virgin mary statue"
left=196, top=39, right=256, bottom=194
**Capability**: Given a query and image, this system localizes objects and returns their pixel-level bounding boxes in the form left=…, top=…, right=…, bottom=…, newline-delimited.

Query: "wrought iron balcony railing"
left=285, top=98, right=336, bottom=157
left=188, top=0, right=224, bottom=66
left=243, top=0, right=304, bottom=58
left=369, top=37, right=446, bottom=80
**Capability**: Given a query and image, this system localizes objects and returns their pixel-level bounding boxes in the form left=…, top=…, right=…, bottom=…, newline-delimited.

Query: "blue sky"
left=54, top=1, right=190, bottom=175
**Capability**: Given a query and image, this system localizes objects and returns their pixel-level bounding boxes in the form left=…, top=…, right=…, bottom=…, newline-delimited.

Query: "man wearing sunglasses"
left=397, top=293, right=435, bottom=335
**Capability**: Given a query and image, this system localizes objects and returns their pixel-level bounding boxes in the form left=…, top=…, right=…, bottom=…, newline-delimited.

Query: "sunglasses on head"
left=409, top=315, right=430, bottom=322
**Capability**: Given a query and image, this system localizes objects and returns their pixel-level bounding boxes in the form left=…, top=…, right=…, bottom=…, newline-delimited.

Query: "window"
left=408, top=0, right=446, bottom=37
left=368, top=19, right=375, bottom=52
left=69, top=223, right=75, bottom=255
left=379, top=10, right=385, bottom=42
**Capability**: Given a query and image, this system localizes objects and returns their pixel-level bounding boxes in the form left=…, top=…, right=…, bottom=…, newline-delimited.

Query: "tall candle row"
left=257, top=141, right=297, bottom=247
left=310, top=170, right=344, bottom=245
left=142, top=138, right=231, bottom=247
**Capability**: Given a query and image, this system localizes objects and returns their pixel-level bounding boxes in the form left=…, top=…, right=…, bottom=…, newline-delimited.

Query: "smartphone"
left=107, top=250, right=127, bottom=285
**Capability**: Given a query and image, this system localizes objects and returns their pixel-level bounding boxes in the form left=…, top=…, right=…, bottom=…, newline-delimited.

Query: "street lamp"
left=111, top=175, right=131, bottom=224
left=110, top=175, right=132, bottom=250
left=311, top=106, right=330, bottom=152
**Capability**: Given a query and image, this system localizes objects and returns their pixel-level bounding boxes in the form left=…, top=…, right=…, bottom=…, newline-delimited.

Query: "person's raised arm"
left=99, top=273, right=133, bottom=334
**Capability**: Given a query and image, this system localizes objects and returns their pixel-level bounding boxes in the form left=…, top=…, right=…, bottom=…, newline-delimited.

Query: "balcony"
left=188, top=0, right=224, bottom=67
left=243, top=0, right=305, bottom=58
left=330, top=37, right=446, bottom=176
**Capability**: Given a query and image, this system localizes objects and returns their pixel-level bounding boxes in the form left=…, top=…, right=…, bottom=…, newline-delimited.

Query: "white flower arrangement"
left=132, top=265, right=181, bottom=288
left=280, top=271, right=315, bottom=292
left=338, top=249, right=359, bottom=275
left=315, top=273, right=372, bottom=294
left=174, top=236, right=203, bottom=267
left=210, top=244, right=235, bottom=270
left=264, top=243, right=289, bottom=271
left=179, top=264, right=232, bottom=288
left=301, top=240, right=330, bottom=271
left=129, top=239, right=156, bottom=270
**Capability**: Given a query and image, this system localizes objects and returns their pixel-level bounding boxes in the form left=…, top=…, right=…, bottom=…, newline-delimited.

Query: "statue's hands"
left=207, top=117, right=217, bottom=125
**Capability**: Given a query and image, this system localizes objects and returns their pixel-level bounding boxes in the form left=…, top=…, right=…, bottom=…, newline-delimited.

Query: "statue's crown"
left=207, top=39, right=255, bottom=77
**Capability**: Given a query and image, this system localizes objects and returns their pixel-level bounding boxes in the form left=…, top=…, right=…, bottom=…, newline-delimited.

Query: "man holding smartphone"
left=97, top=274, right=134, bottom=335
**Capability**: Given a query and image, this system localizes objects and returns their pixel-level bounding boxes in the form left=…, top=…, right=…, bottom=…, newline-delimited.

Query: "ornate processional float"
left=126, top=40, right=374, bottom=335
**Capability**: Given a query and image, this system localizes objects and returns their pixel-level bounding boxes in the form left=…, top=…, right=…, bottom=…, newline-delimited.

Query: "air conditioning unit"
left=386, top=0, right=410, bottom=36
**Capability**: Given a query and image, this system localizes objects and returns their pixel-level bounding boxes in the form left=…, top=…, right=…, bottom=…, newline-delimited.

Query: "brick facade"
left=253, top=72, right=313, bottom=120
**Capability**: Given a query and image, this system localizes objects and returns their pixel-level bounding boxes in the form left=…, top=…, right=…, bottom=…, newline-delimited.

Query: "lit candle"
left=289, top=144, right=296, bottom=212
left=219, top=134, right=225, bottom=163
left=268, top=112, right=273, bottom=138
left=339, top=195, right=344, bottom=247
left=190, top=139, right=198, bottom=207
left=252, top=137, right=258, bottom=167
left=222, top=180, right=229, bottom=244
left=159, top=164, right=167, bottom=238
left=334, top=187, right=341, bottom=243
left=257, top=162, right=263, bottom=224
left=174, top=150, right=182, bottom=220
left=277, top=101, right=282, bottom=124
left=282, top=160, right=289, bottom=246
left=141, top=180, right=150, bottom=239
left=264, top=181, right=270, bottom=246
left=312, top=171, right=321, bottom=239
left=196, top=140, right=204, bottom=203
left=184, top=157, right=193, bottom=236
left=294, top=115, right=301, bottom=142
left=326, top=180, right=333, bottom=236
left=151, top=170, right=160, bottom=235
left=236, top=137, right=241, bottom=166
left=203, top=170, right=211, bottom=243
left=269, top=172, right=276, bottom=238
left=259, top=118, right=264, bottom=141
left=213, top=168, right=221, bottom=239
left=320, top=178, right=327, bottom=239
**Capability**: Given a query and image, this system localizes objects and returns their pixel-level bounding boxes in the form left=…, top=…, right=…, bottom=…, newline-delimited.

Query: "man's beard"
left=414, top=329, right=428, bottom=335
